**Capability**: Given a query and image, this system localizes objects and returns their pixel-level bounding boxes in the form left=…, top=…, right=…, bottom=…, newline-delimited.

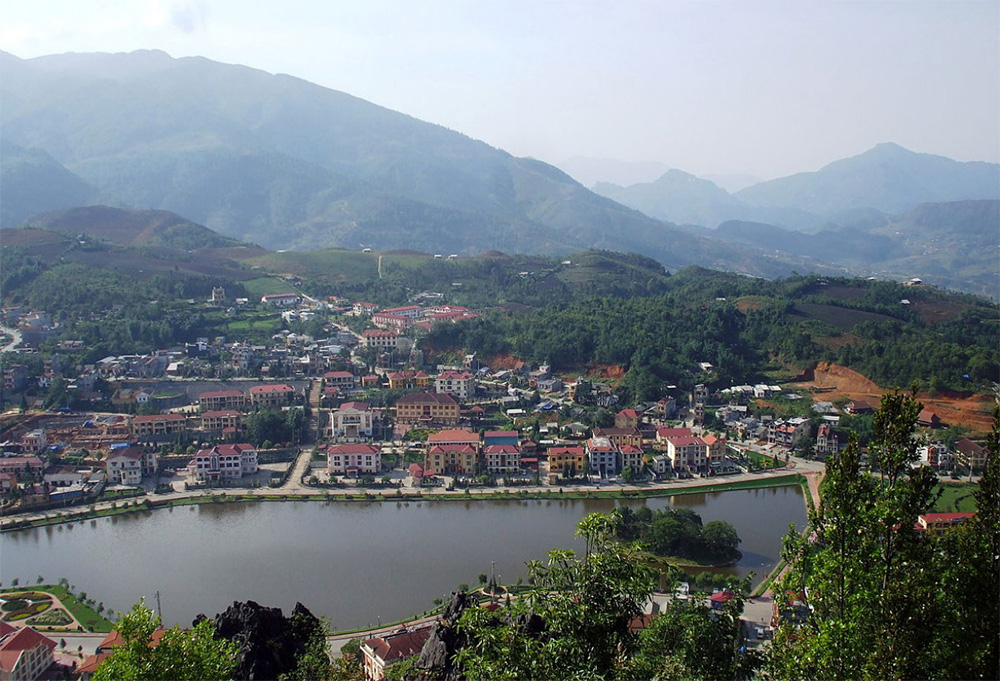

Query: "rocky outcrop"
left=411, top=591, right=476, bottom=681
left=197, top=600, right=324, bottom=681
left=407, top=591, right=549, bottom=681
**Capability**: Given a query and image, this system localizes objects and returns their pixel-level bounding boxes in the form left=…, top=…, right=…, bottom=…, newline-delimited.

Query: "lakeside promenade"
left=0, top=446, right=824, bottom=532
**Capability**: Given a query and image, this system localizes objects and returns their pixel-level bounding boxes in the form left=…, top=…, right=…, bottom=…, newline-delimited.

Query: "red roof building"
left=0, top=621, right=56, bottom=681
left=327, top=443, right=381, bottom=476
left=131, top=413, right=187, bottom=436
left=916, top=512, right=975, bottom=535
left=362, top=626, right=432, bottom=681
left=249, top=384, right=295, bottom=408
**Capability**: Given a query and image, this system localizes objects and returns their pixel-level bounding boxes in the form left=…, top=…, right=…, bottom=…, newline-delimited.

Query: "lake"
left=0, top=486, right=806, bottom=629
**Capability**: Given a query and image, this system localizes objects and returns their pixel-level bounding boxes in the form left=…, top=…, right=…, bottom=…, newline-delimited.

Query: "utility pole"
left=155, top=590, right=162, bottom=622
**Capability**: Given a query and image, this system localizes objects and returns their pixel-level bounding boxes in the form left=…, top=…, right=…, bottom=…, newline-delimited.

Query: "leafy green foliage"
left=433, top=513, right=756, bottom=680
left=612, top=506, right=741, bottom=564
left=92, top=601, right=238, bottom=681
left=453, top=515, right=656, bottom=680
left=623, top=597, right=757, bottom=681
left=768, top=394, right=998, bottom=680
left=245, top=408, right=307, bottom=447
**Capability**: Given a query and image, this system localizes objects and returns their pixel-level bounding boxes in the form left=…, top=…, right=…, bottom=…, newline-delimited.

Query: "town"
left=1, top=290, right=987, bottom=516
left=0, top=290, right=991, bottom=681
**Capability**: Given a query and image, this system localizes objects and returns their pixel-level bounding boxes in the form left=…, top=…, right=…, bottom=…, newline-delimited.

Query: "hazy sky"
left=3, top=0, right=998, bottom=179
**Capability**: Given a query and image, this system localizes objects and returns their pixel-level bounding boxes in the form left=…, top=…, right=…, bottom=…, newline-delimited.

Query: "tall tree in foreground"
left=767, top=392, right=998, bottom=680
left=406, top=512, right=756, bottom=680
left=92, top=601, right=237, bottom=681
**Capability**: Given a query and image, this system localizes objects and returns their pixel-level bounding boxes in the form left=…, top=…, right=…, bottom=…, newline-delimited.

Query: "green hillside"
left=0, top=49, right=840, bottom=280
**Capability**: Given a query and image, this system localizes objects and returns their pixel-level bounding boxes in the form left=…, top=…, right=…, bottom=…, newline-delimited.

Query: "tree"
left=92, top=601, right=238, bottom=681
left=702, top=520, right=740, bottom=560
left=768, top=391, right=991, bottom=680
left=279, top=608, right=332, bottom=681
left=444, top=513, right=656, bottom=680
left=625, top=594, right=757, bottom=680
left=329, top=638, right=365, bottom=681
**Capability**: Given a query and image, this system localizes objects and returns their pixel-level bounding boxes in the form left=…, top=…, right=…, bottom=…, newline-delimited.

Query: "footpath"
left=1, top=457, right=821, bottom=531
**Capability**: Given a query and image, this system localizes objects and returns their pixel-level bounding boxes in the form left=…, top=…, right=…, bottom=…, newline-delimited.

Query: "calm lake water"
left=0, top=486, right=805, bottom=629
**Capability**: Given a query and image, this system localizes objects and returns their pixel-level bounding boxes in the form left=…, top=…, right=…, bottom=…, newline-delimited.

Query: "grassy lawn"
left=934, top=481, right=978, bottom=513
left=1, top=585, right=113, bottom=633
left=241, top=276, right=300, bottom=297
left=744, top=450, right=785, bottom=469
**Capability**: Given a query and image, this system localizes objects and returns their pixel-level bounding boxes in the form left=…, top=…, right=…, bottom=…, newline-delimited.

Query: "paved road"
left=0, top=325, right=22, bottom=352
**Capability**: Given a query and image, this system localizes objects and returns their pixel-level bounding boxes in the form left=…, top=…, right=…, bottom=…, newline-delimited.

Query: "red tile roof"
left=199, top=390, right=244, bottom=399
left=396, top=392, right=458, bottom=406
left=484, top=445, right=520, bottom=454
left=667, top=436, right=707, bottom=447
left=249, top=384, right=294, bottom=394
left=338, top=401, right=370, bottom=412
left=656, top=426, right=693, bottom=438
left=547, top=446, right=585, bottom=456
left=919, top=512, right=975, bottom=523
left=0, top=625, right=56, bottom=674
left=429, top=444, right=476, bottom=454
left=132, top=413, right=186, bottom=423
left=428, top=429, right=479, bottom=443
left=328, top=444, right=380, bottom=455
left=364, top=627, right=431, bottom=664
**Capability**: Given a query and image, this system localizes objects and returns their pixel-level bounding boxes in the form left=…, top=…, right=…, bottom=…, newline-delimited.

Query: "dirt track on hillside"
left=794, top=362, right=995, bottom=433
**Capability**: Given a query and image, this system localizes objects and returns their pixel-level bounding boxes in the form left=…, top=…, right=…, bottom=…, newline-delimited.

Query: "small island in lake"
left=611, top=506, right=741, bottom=566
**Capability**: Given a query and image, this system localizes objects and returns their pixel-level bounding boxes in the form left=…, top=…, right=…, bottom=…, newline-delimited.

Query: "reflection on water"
left=1, top=487, right=805, bottom=628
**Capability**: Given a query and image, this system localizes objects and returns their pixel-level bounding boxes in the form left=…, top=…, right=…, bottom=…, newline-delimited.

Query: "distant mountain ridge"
left=22, top=205, right=246, bottom=250
left=0, top=48, right=845, bottom=281
left=2, top=49, right=996, bottom=295
left=735, top=142, right=999, bottom=216
left=591, top=143, right=999, bottom=231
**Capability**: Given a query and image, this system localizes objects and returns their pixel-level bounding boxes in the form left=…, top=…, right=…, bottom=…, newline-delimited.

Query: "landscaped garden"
left=0, top=584, right=113, bottom=632
left=1, top=591, right=53, bottom=622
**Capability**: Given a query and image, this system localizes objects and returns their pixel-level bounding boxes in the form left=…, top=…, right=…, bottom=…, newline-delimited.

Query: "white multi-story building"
left=665, top=436, right=709, bottom=473
left=330, top=402, right=374, bottom=441
left=434, top=371, right=475, bottom=400
left=362, top=329, right=399, bottom=349
left=327, top=443, right=381, bottom=476
left=106, top=449, right=143, bottom=485
left=0, top=621, right=56, bottom=681
left=585, top=436, right=619, bottom=477
left=483, top=445, right=520, bottom=474
left=188, top=444, right=258, bottom=482
left=106, top=446, right=158, bottom=485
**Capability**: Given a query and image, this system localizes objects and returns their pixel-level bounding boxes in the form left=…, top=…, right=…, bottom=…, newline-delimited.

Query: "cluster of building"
left=368, top=304, right=478, bottom=331
left=322, top=401, right=731, bottom=483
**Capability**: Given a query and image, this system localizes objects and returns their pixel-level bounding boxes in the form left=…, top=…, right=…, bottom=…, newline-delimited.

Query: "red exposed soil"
left=485, top=354, right=527, bottom=371
left=587, top=364, right=626, bottom=380
left=794, top=362, right=995, bottom=433
left=910, top=298, right=972, bottom=325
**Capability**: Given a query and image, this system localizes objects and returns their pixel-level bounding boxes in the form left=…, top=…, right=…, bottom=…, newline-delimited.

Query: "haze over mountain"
left=735, top=142, right=1000, bottom=217
left=592, top=143, right=999, bottom=231
left=0, top=138, right=97, bottom=226
left=1, top=48, right=837, bottom=281
left=2, top=49, right=996, bottom=295
left=556, top=157, right=672, bottom=190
